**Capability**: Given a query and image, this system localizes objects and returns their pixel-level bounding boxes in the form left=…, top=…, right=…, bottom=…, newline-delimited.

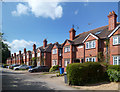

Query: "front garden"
left=66, top=62, right=120, bottom=86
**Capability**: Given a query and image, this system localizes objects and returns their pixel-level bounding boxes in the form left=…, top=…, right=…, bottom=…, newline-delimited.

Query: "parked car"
left=28, top=66, right=49, bottom=73
left=14, top=65, right=29, bottom=70
left=10, top=64, right=20, bottom=69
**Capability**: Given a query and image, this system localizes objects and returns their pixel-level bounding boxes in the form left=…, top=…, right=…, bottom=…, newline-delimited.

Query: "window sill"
left=113, top=44, right=120, bottom=46
left=86, top=48, right=96, bottom=50
left=64, top=52, right=70, bottom=53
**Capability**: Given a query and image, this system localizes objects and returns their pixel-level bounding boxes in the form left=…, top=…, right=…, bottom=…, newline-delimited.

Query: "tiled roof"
left=53, top=42, right=62, bottom=48
left=37, top=43, right=54, bottom=52
left=73, top=23, right=120, bottom=45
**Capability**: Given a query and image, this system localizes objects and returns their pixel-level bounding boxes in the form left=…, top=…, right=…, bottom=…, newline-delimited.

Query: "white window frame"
left=23, top=56, right=25, bottom=59
left=113, top=56, right=120, bottom=65
left=86, top=57, right=96, bottom=62
left=52, top=49, right=57, bottom=54
left=32, top=54, right=34, bottom=58
left=86, top=40, right=96, bottom=49
left=113, top=35, right=120, bottom=45
left=52, top=60, right=57, bottom=66
left=64, top=46, right=70, bottom=53
left=37, top=53, right=40, bottom=57
left=64, top=59, right=70, bottom=67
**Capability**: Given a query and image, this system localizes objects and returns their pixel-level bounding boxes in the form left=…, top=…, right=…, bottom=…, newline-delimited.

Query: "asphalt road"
left=1, top=68, right=119, bottom=92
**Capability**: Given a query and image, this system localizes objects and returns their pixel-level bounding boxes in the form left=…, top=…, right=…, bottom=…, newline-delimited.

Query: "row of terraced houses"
left=7, top=11, right=120, bottom=70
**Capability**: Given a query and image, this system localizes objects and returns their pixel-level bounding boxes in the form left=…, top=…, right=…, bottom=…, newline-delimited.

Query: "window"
left=64, top=46, right=70, bottom=52
left=113, top=56, right=120, bottom=65
left=113, top=35, right=120, bottom=45
left=64, top=59, right=70, bottom=67
left=52, top=60, right=57, bottom=66
left=27, top=55, right=29, bottom=59
left=77, top=45, right=83, bottom=48
left=23, top=56, right=25, bottom=59
left=59, top=49, right=62, bottom=56
left=32, top=54, right=34, bottom=57
left=86, top=40, right=96, bottom=49
left=37, top=53, right=40, bottom=57
left=52, top=49, right=57, bottom=54
left=86, top=57, right=96, bottom=62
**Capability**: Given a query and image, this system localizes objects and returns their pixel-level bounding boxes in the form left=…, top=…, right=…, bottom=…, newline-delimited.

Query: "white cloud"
left=12, top=0, right=63, bottom=20
left=5, top=39, right=37, bottom=54
left=74, top=10, right=79, bottom=15
left=12, top=3, right=29, bottom=16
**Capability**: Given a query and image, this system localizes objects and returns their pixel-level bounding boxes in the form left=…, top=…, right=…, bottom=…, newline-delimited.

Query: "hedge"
left=66, top=62, right=106, bottom=85
left=49, top=65, right=59, bottom=72
left=107, top=65, right=120, bottom=71
left=107, top=69, right=120, bottom=82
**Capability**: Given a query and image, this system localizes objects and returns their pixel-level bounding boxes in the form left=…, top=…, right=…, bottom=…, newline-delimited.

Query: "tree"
left=0, top=33, right=11, bottom=64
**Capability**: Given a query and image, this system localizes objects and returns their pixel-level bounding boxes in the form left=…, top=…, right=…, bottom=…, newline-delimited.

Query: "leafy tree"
left=0, top=33, right=11, bottom=64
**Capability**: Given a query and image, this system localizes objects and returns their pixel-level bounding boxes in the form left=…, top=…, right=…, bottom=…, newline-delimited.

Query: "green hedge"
left=107, top=65, right=120, bottom=71
left=107, top=69, right=120, bottom=82
left=49, top=65, right=59, bottom=72
left=66, top=62, right=106, bottom=85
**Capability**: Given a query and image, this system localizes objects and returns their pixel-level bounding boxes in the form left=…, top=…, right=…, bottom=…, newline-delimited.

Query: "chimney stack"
left=14, top=53, right=16, bottom=57
left=12, top=54, right=13, bottom=58
left=69, top=27, right=76, bottom=40
left=19, top=50, right=21, bottom=55
left=108, top=11, right=117, bottom=31
left=33, top=44, right=36, bottom=51
left=24, top=48, right=26, bottom=53
left=43, top=39, right=47, bottom=48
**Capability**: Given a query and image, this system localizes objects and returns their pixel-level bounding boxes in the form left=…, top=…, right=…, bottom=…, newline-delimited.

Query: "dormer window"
left=86, top=40, right=96, bottom=49
left=113, top=35, right=120, bottom=45
left=52, top=49, right=57, bottom=54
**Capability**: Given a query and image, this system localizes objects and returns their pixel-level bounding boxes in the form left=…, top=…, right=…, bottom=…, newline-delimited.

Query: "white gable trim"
left=82, top=33, right=99, bottom=43
left=108, top=25, right=120, bottom=38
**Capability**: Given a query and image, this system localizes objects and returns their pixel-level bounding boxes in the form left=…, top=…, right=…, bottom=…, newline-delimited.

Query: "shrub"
left=66, top=62, right=106, bottom=85
left=108, top=65, right=120, bottom=71
left=107, top=69, right=120, bottom=82
left=49, top=65, right=59, bottom=72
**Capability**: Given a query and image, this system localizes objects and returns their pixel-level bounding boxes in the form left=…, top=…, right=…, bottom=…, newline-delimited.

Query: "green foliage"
left=107, top=69, right=120, bottom=82
left=66, top=62, right=106, bottom=85
left=49, top=65, right=59, bottom=72
left=107, top=65, right=120, bottom=71
left=97, top=52, right=105, bottom=62
left=0, top=33, right=11, bottom=64
left=31, top=57, right=37, bottom=66
left=2, top=64, right=9, bottom=68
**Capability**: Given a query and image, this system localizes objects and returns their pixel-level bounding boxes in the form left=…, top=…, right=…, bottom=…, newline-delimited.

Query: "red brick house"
left=23, top=48, right=27, bottom=64
left=7, top=11, right=120, bottom=69
left=26, top=50, right=32, bottom=65
left=62, top=11, right=120, bottom=71
left=36, top=39, right=53, bottom=68
left=51, top=42, right=62, bottom=67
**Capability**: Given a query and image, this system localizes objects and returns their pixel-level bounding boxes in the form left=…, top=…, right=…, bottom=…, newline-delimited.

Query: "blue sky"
left=2, top=2, right=118, bottom=54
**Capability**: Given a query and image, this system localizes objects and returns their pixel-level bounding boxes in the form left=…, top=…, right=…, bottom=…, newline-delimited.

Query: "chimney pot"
left=33, top=44, right=36, bottom=51
left=24, top=48, right=26, bottom=53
